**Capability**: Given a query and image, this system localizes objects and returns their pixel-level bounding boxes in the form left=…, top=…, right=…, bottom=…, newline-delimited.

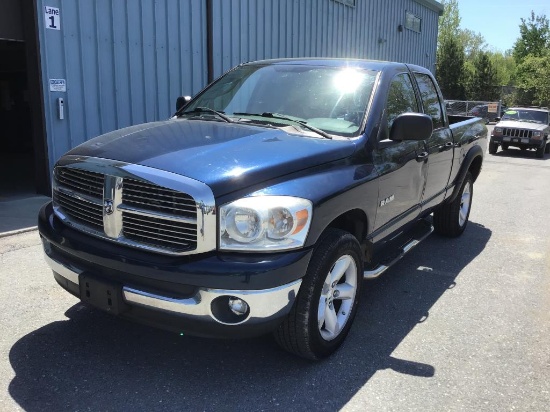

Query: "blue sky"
left=457, top=0, right=549, bottom=52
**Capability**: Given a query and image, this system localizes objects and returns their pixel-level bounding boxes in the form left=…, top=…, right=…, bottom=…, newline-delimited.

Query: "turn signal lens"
left=292, top=209, right=309, bottom=235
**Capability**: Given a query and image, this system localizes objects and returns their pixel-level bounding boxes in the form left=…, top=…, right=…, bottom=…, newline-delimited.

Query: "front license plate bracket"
left=79, top=275, right=128, bottom=315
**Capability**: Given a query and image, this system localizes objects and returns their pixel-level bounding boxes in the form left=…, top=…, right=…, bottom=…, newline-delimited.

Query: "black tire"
left=536, top=142, right=545, bottom=158
left=488, top=143, right=498, bottom=154
left=274, top=229, right=363, bottom=360
left=501, top=144, right=509, bottom=150
left=433, top=172, right=473, bottom=237
left=545, top=141, right=550, bottom=154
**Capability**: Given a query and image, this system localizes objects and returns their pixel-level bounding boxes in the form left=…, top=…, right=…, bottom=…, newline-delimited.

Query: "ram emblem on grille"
left=104, top=200, right=114, bottom=215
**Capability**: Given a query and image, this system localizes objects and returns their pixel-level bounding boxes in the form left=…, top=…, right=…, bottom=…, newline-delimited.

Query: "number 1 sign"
left=45, top=6, right=60, bottom=30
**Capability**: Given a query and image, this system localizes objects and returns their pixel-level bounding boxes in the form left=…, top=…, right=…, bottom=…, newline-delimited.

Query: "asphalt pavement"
left=1, top=127, right=549, bottom=411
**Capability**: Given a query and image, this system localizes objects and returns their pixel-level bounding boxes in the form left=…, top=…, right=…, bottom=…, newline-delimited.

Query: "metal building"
left=0, top=0, right=443, bottom=196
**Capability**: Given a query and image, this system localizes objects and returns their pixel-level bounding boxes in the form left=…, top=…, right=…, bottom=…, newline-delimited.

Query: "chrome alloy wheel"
left=459, top=181, right=472, bottom=227
left=318, top=254, right=358, bottom=341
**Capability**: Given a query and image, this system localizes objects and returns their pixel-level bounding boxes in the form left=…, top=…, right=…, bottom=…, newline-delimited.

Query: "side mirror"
left=176, top=95, right=192, bottom=112
left=495, top=117, right=501, bottom=122
left=390, top=113, right=433, bottom=141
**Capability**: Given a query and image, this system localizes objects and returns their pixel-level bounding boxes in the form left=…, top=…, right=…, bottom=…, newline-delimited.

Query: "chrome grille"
left=122, top=179, right=196, bottom=218
left=53, top=164, right=201, bottom=255
left=53, top=190, right=103, bottom=231
left=502, top=128, right=533, bottom=138
left=122, top=213, right=197, bottom=251
left=55, top=167, right=104, bottom=198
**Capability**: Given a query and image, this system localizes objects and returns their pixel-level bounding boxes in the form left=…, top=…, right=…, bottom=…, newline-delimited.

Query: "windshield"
left=184, top=64, right=379, bottom=137
left=501, top=109, right=549, bottom=124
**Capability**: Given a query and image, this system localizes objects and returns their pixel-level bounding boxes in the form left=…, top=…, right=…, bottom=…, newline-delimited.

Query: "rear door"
left=413, top=72, right=454, bottom=210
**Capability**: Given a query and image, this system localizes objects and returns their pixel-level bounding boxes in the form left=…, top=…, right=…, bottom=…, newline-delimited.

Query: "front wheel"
left=545, top=141, right=550, bottom=154
left=488, top=142, right=498, bottom=154
left=274, top=229, right=362, bottom=360
left=433, top=172, right=473, bottom=237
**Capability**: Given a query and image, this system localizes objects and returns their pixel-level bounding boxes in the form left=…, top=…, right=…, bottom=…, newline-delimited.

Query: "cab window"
left=386, top=73, right=419, bottom=130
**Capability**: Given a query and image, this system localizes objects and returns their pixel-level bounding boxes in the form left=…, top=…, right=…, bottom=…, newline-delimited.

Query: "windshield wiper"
left=179, top=107, right=233, bottom=123
left=232, top=112, right=332, bottom=139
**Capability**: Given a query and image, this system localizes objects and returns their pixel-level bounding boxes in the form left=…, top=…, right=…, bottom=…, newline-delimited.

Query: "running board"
left=364, top=224, right=434, bottom=280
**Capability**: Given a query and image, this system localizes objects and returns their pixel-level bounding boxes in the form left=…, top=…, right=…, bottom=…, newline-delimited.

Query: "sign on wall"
left=44, top=6, right=60, bottom=30
left=49, top=79, right=66, bottom=92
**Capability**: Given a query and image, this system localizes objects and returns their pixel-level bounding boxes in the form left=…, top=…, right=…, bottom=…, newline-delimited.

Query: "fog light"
left=228, top=297, right=248, bottom=316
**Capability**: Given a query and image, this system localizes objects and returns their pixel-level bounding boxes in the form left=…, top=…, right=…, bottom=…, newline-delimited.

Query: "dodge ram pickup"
left=489, top=107, right=550, bottom=157
left=39, top=59, right=487, bottom=360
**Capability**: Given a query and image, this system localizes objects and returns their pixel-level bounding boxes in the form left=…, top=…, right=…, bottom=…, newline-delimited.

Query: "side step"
left=364, top=221, right=434, bottom=280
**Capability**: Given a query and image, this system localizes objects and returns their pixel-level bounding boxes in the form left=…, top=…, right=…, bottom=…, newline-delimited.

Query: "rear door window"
left=414, top=73, right=444, bottom=129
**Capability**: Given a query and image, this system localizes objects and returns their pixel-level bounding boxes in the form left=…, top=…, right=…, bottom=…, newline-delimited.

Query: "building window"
left=405, top=11, right=422, bottom=33
left=333, top=0, right=356, bottom=7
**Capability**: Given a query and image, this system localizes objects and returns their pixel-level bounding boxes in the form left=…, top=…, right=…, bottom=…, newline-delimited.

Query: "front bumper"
left=39, top=202, right=310, bottom=338
left=491, top=135, right=545, bottom=148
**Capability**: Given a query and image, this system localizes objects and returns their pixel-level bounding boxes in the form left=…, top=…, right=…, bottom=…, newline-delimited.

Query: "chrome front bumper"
left=44, top=253, right=302, bottom=327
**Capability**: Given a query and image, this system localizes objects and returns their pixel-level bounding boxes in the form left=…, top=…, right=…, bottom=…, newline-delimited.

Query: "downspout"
left=206, top=0, right=214, bottom=83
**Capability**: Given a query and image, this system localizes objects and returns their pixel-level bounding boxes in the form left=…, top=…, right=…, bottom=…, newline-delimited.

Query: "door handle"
left=416, top=151, right=429, bottom=162
left=439, top=142, right=454, bottom=152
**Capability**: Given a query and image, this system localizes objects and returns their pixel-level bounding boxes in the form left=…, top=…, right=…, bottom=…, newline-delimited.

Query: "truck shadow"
left=8, top=222, right=491, bottom=411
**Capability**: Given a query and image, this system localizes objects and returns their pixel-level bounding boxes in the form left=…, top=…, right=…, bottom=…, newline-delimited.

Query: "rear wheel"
left=488, top=143, right=498, bottom=154
left=274, top=229, right=362, bottom=360
left=433, top=172, right=473, bottom=237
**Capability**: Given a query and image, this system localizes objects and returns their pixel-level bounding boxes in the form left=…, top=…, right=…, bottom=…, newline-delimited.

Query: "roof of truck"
left=241, top=58, right=431, bottom=74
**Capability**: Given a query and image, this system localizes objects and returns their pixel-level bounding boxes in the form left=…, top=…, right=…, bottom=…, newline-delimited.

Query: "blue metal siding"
left=37, top=0, right=207, bottom=171
left=211, top=0, right=440, bottom=77
left=37, top=0, right=440, bottom=173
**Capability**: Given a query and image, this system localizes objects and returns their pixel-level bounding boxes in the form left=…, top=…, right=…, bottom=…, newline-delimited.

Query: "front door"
left=372, top=72, right=427, bottom=238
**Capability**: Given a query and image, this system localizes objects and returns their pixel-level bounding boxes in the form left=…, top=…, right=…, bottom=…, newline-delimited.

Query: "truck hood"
left=66, top=119, right=357, bottom=196
left=496, top=120, right=549, bottom=131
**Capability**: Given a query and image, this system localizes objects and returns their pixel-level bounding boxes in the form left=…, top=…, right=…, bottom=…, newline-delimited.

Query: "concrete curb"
left=0, top=226, right=39, bottom=239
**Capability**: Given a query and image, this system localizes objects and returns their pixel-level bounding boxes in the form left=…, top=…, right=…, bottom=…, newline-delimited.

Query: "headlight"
left=219, top=196, right=312, bottom=251
left=533, top=131, right=542, bottom=139
left=493, top=127, right=502, bottom=136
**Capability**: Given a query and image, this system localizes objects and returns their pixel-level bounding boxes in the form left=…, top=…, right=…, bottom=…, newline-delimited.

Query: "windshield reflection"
left=185, top=64, right=379, bottom=137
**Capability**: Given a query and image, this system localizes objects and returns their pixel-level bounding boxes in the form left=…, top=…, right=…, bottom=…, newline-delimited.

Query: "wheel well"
left=469, top=155, right=483, bottom=182
left=326, top=209, right=368, bottom=243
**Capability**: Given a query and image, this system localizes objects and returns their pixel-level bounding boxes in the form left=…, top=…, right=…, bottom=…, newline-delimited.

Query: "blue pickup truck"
left=39, top=59, right=487, bottom=360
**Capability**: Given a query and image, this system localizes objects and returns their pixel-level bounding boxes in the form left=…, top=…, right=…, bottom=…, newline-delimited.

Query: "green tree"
left=460, top=29, right=487, bottom=59
left=436, top=0, right=488, bottom=99
left=487, top=50, right=516, bottom=86
left=515, top=53, right=550, bottom=107
left=513, top=12, right=550, bottom=62
left=437, top=0, right=461, bottom=48
left=436, top=36, right=466, bottom=99
left=511, top=11, right=550, bottom=107
left=466, top=52, right=499, bottom=101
